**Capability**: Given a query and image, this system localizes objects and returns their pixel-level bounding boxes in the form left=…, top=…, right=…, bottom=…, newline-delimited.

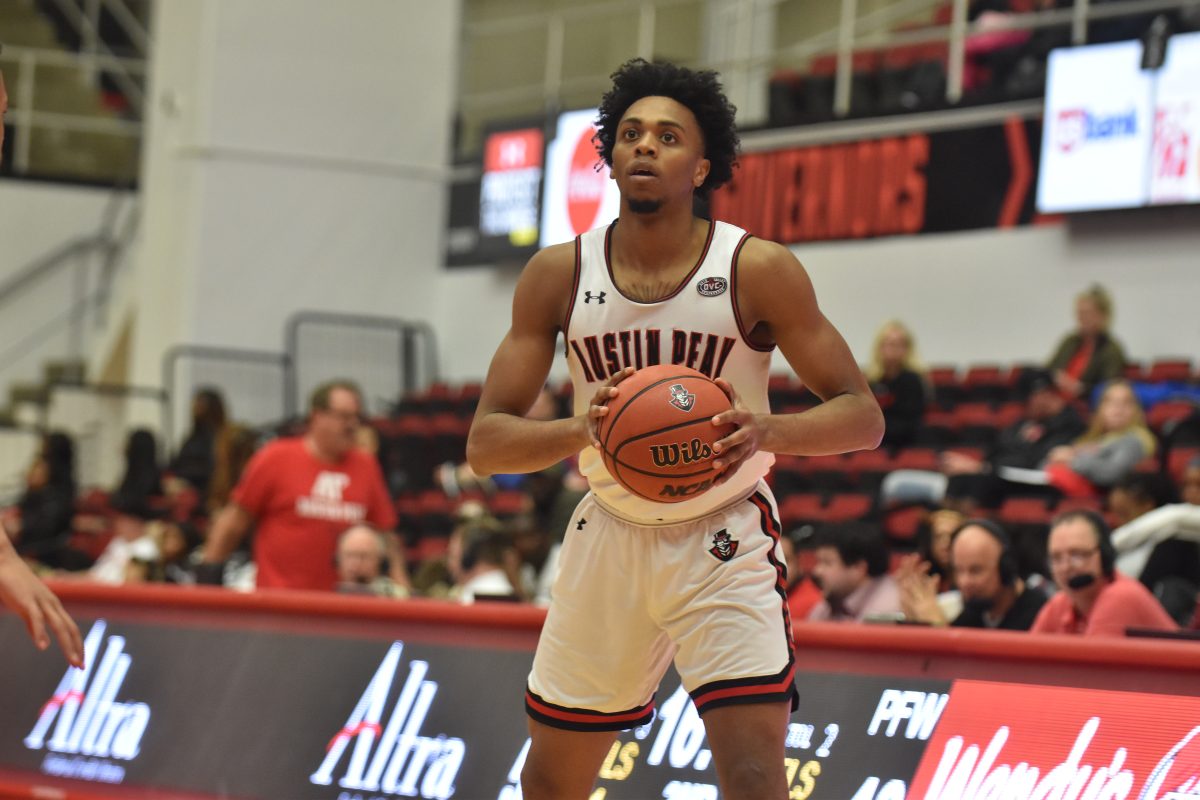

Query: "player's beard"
left=627, top=197, right=664, bottom=214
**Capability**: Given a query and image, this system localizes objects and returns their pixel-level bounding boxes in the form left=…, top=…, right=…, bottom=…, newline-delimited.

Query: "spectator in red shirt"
left=1032, top=509, right=1176, bottom=636
left=200, top=380, right=408, bottom=592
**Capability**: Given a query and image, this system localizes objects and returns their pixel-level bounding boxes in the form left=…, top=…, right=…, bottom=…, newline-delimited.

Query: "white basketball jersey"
left=564, top=219, right=775, bottom=524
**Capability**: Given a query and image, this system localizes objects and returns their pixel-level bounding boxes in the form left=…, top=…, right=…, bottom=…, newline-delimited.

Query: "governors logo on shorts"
left=708, top=529, right=738, bottom=561
left=668, top=383, right=695, bottom=412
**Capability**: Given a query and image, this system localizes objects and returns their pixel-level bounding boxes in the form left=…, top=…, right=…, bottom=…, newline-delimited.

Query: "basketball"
left=597, top=365, right=735, bottom=503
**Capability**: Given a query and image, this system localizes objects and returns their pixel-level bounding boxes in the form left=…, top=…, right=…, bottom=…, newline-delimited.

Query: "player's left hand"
left=0, top=544, right=85, bottom=668
left=710, top=378, right=765, bottom=485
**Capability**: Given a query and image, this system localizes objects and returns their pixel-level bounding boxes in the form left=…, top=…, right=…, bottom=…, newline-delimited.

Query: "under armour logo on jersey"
left=708, top=529, right=739, bottom=562
left=576, top=518, right=588, bottom=531
left=584, top=291, right=606, bottom=304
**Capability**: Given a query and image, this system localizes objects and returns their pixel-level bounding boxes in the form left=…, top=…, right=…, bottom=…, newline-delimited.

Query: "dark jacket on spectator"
left=952, top=585, right=1050, bottom=631
left=1047, top=331, right=1127, bottom=397
left=873, top=369, right=927, bottom=448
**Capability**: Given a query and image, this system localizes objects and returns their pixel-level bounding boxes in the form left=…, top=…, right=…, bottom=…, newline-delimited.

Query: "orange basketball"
left=597, top=364, right=735, bottom=503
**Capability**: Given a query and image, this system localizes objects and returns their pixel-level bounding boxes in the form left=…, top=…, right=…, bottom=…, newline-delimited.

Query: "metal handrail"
left=44, top=0, right=146, bottom=111
left=0, top=190, right=138, bottom=379
left=458, top=0, right=1197, bottom=121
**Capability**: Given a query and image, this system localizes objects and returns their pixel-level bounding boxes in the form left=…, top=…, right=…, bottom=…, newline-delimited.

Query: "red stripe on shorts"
left=525, top=690, right=653, bottom=725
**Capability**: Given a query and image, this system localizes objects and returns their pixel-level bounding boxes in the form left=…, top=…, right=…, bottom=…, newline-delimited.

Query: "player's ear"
left=693, top=158, right=710, bottom=189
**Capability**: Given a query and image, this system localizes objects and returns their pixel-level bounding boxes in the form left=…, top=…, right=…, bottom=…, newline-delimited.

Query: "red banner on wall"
left=907, top=680, right=1200, bottom=800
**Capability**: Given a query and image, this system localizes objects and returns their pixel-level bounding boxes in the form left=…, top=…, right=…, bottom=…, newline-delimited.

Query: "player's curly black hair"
left=594, top=58, right=739, bottom=199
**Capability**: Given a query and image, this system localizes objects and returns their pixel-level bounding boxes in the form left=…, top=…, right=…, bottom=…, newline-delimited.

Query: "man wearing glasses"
left=201, top=380, right=408, bottom=591
left=1032, top=510, right=1176, bottom=636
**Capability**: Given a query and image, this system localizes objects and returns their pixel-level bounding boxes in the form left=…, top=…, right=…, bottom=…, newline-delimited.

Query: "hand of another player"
left=710, top=378, right=764, bottom=485
left=586, top=367, right=636, bottom=449
left=0, top=541, right=85, bottom=668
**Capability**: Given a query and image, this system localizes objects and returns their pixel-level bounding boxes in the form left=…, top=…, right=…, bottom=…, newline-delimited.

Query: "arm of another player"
left=467, top=244, right=623, bottom=476
left=0, top=522, right=84, bottom=667
left=712, top=239, right=883, bottom=471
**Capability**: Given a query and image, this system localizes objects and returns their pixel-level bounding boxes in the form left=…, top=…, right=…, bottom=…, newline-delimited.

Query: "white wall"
left=0, top=180, right=121, bottom=282
left=433, top=208, right=1200, bottom=382
left=127, top=0, right=461, bottom=406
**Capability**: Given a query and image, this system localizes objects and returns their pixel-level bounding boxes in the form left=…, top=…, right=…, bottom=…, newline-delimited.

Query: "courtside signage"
left=23, top=620, right=150, bottom=785
left=908, top=681, right=1200, bottom=800
left=309, top=642, right=464, bottom=799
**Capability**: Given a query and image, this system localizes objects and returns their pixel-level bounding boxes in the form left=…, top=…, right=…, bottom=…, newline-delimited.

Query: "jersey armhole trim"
left=731, top=233, right=776, bottom=353
left=561, top=235, right=583, bottom=357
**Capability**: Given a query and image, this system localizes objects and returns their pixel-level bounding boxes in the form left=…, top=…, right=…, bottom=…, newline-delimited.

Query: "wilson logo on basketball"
left=696, top=276, right=728, bottom=297
left=650, top=438, right=713, bottom=468
left=567, top=127, right=606, bottom=235
left=668, top=383, right=696, bottom=412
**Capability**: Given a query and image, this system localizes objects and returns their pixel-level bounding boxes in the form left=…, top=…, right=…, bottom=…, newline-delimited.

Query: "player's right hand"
left=585, top=366, right=636, bottom=449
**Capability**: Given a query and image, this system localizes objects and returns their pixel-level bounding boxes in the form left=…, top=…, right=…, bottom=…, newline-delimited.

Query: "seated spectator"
left=147, top=519, right=203, bottom=585
left=1047, top=284, right=1127, bottom=400
left=1111, top=469, right=1200, bottom=620
left=898, top=519, right=1049, bottom=630
left=807, top=525, right=903, bottom=622
left=908, top=509, right=968, bottom=621
left=447, top=519, right=518, bottom=604
left=334, top=524, right=407, bottom=598
left=199, top=380, right=408, bottom=592
left=205, top=423, right=259, bottom=516
left=86, top=510, right=160, bottom=585
left=4, top=433, right=79, bottom=570
left=1041, top=379, right=1156, bottom=497
left=866, top=320, right=928, bottom=449
left=941, top=367, right=1086, bottom=508
left=780, top=529, right=823, bottom=622
left=1032, top=510, right=1177, bottom=636
left=170, top=388, right=228, bottom=496
left=110, top=428, right=164, bottom=519
left=510, top=514, right=558, bottom=605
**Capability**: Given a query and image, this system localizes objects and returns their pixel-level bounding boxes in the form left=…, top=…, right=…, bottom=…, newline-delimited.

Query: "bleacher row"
left=374, top=359, right=1200, bottom=560
left=54, top=358, right=1200, bottom=572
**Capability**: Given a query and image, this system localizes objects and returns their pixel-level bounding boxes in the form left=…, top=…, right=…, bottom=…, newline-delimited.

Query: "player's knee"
left=520, top=759, right=590, bottom=800
left=721, top=756, right=783, bottom=800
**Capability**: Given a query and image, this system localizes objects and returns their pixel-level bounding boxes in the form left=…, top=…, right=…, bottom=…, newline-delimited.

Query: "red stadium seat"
left=1148, top=359, right=1193, bottom=383
left=1168, top=447, right=1200, bottom=483
left=998, top=497, right=1054, bottom=526
left=779, top=493, right=827, bottom=529
left=883, top=505, right=925, bottom=542
left=1148, top=401, right=1198, bottom=435
left=824, top=493, right=874, bottom=522
left=891, top=447, right=940, bottom=471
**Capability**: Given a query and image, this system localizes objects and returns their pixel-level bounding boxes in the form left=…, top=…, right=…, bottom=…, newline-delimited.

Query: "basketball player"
left=467, top=59, right=883, bottom=799
left=0, top=56, right=85, bottom=669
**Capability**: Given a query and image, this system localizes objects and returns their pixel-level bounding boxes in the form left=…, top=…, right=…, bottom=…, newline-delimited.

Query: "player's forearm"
left=200, top=506, right=247, bottom=564
left=759, top=392, right=884, bottom=456
left=467, top=413, right=590, bottom=476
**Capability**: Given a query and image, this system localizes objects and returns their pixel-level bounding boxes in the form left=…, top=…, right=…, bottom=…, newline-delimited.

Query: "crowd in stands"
left=2, top=283, right=1199, bottom=643
left=767, top=0, right=1200, bottom=127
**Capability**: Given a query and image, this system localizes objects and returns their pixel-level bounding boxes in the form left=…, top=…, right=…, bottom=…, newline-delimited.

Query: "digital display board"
left=1037, top=32, right=1200, bottom=213
left=539, top=108, right=621, bottom=247
left=479, top=127, right=544, bottom=245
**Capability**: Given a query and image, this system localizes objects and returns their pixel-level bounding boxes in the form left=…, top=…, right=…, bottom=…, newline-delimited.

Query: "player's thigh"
left=701, top=701, right=791, bottom=800
left=530, top=498, right=674, bottom=716
left=521, top=717, right=618, bottom=800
